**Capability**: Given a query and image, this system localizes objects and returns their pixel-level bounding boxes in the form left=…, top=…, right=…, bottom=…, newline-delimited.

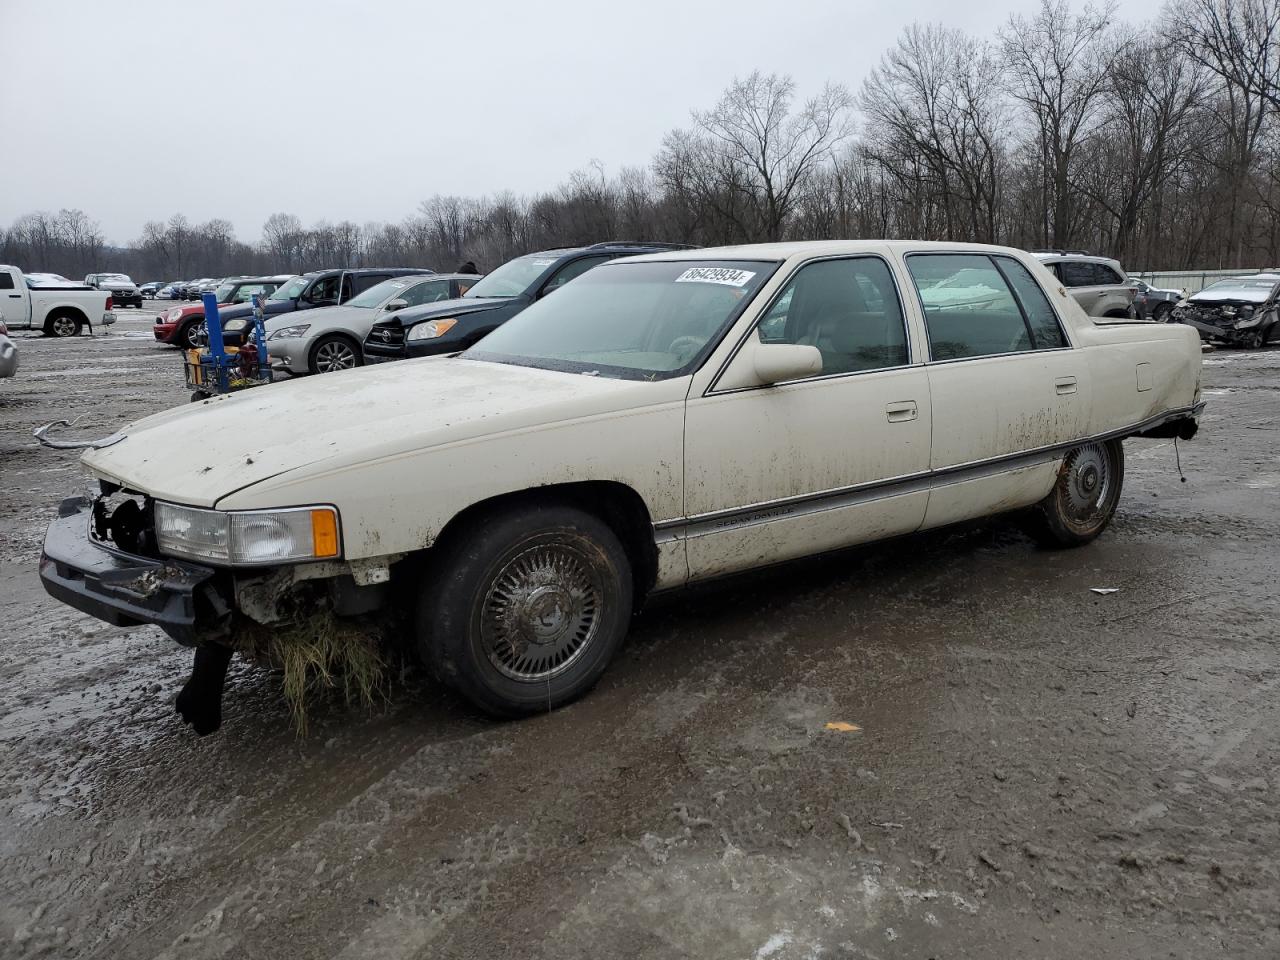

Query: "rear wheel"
left=310, top=335, right=361, bottom=373
left=1023, top=440, right=1125, bottom=548
left=45, top=313, right=82, bottom=338
left=417, top=504, right=633, bottom=717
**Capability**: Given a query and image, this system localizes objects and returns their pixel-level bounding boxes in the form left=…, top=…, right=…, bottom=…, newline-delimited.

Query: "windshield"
left=463, top=255, right=558, bottom=299
left=465, top=259, right=776, bottom=380
left=1198, top=278, right=1278, bottom=295
left=267, top=276, right=307, bottom=301
left=348, top=277, right=419, bottom=309
left=214, top=283, right=238, bottom=302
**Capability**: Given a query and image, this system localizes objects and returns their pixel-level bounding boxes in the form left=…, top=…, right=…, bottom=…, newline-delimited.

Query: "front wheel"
left=1023, top=440, right=1125, bottom=548
left=310, top=335, right=362, bottom=373
left=181, top=320, right=206, bottom=349
left=1152, top=302, right=1173, bottom=322
left=417, top=504, right=633, bottom=717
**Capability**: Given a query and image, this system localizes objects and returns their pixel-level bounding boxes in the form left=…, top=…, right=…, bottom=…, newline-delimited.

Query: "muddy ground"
left=1, top=309, right=1278, bottom=959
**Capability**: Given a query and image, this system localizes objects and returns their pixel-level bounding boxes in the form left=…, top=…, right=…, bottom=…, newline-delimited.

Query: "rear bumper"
left=39, top=497, right=225, bottom=645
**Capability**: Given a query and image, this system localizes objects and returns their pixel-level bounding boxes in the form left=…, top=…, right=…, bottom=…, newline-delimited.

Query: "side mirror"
left=753, top=342, right=823, bottom=385
left=385, top=298, right=409, bottom=312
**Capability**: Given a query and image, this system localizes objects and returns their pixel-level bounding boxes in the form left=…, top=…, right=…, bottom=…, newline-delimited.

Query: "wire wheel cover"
left=480, top=542, right=603, bottom=682
left=1062, top=443, right=1111, bottom=524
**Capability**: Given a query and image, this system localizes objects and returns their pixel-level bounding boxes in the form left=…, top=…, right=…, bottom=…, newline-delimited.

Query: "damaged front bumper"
left=1181, top=318, right=1254, bottom=343
left=39, top=497, right=229, bottom=645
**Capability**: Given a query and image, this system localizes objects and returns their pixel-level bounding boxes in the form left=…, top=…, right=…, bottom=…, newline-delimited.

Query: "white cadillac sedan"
left=40, top=241, right=1204, bottom=732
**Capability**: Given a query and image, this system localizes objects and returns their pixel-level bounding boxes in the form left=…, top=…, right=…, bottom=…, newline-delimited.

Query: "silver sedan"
left=265, top=273, right=481, bottom=374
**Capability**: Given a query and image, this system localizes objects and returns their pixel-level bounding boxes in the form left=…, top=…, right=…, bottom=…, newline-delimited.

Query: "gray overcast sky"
left=3, top=0, right=1165, bottom=244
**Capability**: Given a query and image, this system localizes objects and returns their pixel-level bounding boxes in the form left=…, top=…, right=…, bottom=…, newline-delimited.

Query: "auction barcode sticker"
left=674, top=267, right=756, bottom=287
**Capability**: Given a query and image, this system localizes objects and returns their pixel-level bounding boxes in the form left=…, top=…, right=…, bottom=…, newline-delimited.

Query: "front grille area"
left=91, top=490, right=160, bottom=558
left=367, top=323, right=404, bottom=346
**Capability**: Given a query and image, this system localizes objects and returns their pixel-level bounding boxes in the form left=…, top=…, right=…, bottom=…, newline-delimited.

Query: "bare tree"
left=1168, top=0, right=1280, bottom=110
left=658, top=72, right=853, bottom=241
left=861, top=24, right=1009, bottom=242
left=1002, top=0, right=1118, bottom=247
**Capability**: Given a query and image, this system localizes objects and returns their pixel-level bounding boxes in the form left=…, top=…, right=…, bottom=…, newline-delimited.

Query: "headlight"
left=155, top=502, right=340, bottom=566
left=165, top=308, right=184, bottom=322
left=267, top=324, right=310, bottom=340
left=406, top=318, right=458, bottom=341
left=223, top=318, right=248, bottom=332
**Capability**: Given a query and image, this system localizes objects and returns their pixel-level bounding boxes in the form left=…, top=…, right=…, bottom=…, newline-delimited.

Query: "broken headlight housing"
left=1234, top=306, right=1259, bottom=328
left=155, top=502, right=340, bottom=566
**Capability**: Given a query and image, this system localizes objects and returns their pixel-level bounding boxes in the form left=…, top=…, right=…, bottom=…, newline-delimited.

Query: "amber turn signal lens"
left=310, top=509, right=340, bottom=558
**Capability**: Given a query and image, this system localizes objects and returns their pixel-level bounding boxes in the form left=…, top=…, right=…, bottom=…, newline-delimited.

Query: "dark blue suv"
left=362, top=242, right=693, bottom=362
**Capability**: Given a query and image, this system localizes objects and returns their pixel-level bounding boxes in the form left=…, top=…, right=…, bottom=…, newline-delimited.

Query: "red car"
left=153, top=275, right=294, bottom=348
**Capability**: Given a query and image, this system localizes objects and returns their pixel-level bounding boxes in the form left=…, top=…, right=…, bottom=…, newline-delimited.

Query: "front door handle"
left=885, top=401, right=918, bottom=423
left=6, top=293, right=20, bottom=298
left=1055, top=377, right=1078, bottom=395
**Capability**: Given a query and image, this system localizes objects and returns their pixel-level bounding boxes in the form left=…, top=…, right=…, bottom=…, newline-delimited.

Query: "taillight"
left=105, top=295, right=113, bottom=310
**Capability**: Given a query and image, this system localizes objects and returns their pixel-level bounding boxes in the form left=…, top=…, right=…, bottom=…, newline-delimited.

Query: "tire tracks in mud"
left=108, top=611, right=813, bottom=959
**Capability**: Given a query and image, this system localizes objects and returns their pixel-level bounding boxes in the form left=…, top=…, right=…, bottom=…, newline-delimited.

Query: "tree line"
left=4, top=0, right=1278, bottom=281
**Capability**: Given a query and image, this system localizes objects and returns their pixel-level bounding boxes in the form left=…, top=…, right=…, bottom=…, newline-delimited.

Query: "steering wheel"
left=667, top=336, right=703, bottom=365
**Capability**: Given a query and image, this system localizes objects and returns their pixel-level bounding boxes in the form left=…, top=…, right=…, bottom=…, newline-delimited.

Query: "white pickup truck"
left=38, top=240, right=1203, bottom=734
left=0, top=265, right=115, bottom=337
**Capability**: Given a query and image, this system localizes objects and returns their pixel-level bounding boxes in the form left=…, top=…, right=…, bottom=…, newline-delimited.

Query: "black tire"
left=44, top=313, right=83, bottom=338
left=417, top=503, right=633, bottom=717
left=1152, top=302, right=1173, bottom=322
left=1023, top=439, right=1125, bottom=548
left=309, top=335, right=362, bottom=374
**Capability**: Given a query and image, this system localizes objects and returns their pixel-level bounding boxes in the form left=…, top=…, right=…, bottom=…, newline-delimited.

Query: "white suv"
left=1033, top=251, right=1137, bottom=318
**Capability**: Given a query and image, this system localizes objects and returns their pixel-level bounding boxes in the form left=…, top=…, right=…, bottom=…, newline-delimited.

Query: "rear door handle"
left=6, top=294, right=20, bottom=298
left=885, top=401, right=918, bottom=423
left=1055, top=377, right=1078, bottom=395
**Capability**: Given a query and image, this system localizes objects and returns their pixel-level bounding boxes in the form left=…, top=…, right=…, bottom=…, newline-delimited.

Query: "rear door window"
left=0, top=272, right=14, bottom=290
left=994, top=256, right=1068, bottom=349
left=907, top=254, right=1032, bottom=360
left=1059, top=262, right=1096, bottom=287
left=1090, top=263, right=1123, bottom=285
left=352, top=273, right=389, bottom=296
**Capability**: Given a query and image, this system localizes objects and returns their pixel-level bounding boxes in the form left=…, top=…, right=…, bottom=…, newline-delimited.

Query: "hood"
left=1188, top=288, right=1273, bottom=304
left=103, top=280, right=137, bottom=291
left=265, top=303, right=372, bottom=334
left=80, top=357, right=671, bottom=507
left=383, top=296, right=516, bottom=328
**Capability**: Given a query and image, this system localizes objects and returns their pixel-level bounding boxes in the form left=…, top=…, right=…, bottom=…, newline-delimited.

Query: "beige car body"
left=81, top=241, right=1202, bottom=599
